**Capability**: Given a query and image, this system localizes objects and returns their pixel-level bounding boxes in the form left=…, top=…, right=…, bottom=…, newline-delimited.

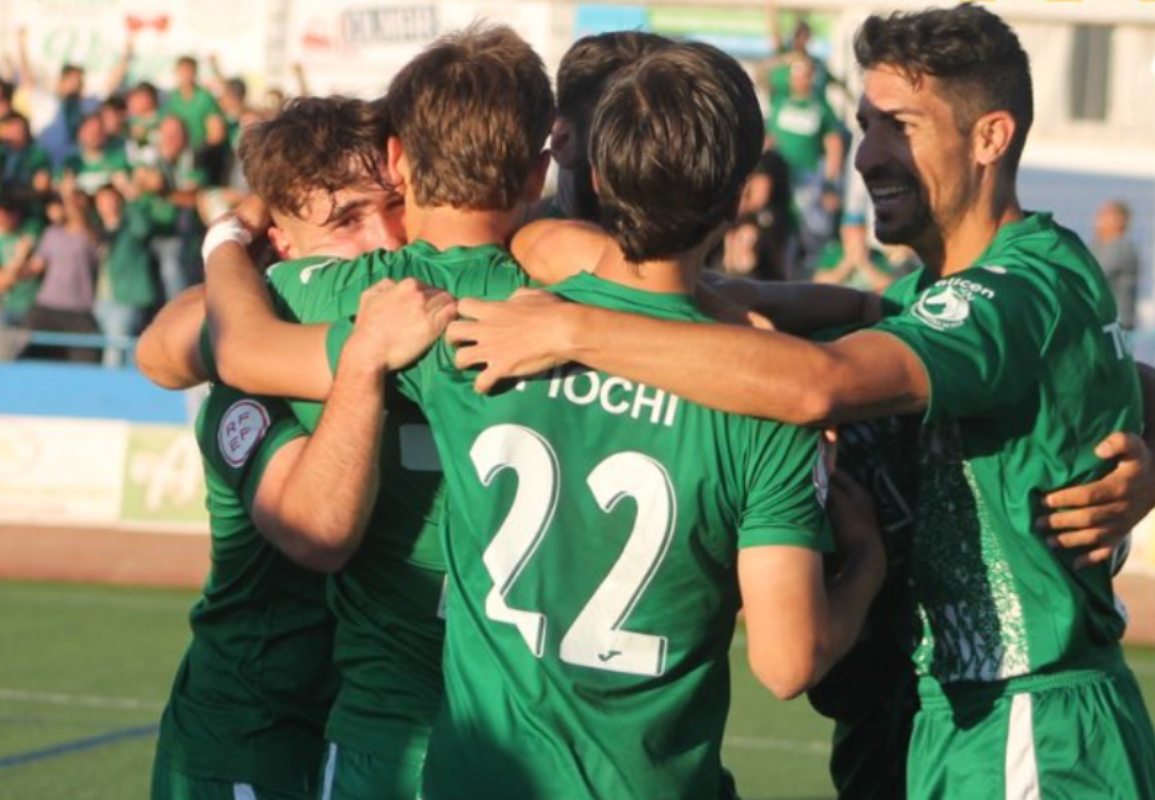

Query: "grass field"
left=0, top=580, right=1152, bottom=799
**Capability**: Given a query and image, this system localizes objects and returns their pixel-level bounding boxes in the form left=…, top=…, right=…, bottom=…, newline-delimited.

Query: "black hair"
left=854, top=3, right=1033, bottom=176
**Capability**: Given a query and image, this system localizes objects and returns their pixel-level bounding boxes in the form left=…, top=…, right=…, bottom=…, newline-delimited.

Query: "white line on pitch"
left=724, top=735, right=830, bottom=755
left=0, top=688, right=163, bottom=711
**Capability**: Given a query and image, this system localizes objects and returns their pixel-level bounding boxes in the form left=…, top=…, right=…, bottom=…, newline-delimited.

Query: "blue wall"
left=0, top=363, right=193, bottom=424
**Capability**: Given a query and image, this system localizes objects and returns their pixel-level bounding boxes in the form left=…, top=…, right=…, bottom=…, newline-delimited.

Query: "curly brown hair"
left=238, top=95, right=390, bottom=219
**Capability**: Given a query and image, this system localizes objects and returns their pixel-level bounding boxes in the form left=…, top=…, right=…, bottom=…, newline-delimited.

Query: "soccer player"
left=186, top=27, right=555, bottom=800
left=145, top=96, right=456, bottom=800
left=538, top=30, right=670, bottom=223
left=449, top=6, right=1155, bottom=797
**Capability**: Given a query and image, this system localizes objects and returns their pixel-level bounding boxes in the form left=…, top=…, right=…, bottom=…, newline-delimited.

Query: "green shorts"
left=151, top=762, right=309, bottom=800
left=908, top=651, right=1155, bottom=799
left=318, top=741, right=426, bottom=800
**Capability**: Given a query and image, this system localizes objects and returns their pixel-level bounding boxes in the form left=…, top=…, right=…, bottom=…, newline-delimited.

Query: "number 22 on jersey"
left=471, top=424, right=676, bottom=677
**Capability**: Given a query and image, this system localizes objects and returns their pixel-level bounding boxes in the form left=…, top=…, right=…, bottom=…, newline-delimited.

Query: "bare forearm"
left=709, top=277, right=879, bottom=334
left=204, top=241, right=332, bottom=399
left=818, top=546, right=882, bottom=671
left=136, top=286, right=209, bottom=389
left=273, top=362, right=385, bottom=571
left=559, top=306, right=920, bottom=424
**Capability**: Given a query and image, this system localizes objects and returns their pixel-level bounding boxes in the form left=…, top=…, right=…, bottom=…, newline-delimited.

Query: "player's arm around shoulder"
left=250, top=279, right=456, bottom=572
left=739, top=470, right=885, bottom=700
left=136, top=285, right=211, bottom=389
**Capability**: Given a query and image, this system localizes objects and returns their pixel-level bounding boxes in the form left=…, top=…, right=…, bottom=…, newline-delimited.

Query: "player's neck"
left=405, top=205, right=517, bottom=252
left=934, top=199, right=1024, bottom=277
left=592, top=241, right=707, bottom=295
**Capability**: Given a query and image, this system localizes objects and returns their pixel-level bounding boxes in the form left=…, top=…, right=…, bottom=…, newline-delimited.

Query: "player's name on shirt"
left=516, top=365, right=681, bottom=428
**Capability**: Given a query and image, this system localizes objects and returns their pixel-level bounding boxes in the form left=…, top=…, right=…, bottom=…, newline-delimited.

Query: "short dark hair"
left=854, top=3, right=1033, bottom=175
left=225, top=77, right=247, bottom=102
left=557, top=31, right=671, bottom=123
left=176, top=55, right=198, bottom=71
left=101, top=95, right=127, bottom=113
left=132, top=81, right=159, bottom=106
left=387, top=24, right=554, bottom=211
left=592, top=42, right=763, bottom=263
left=60, top=63, right=84, bottom=78
left=239, top=95, right=390, bottom=218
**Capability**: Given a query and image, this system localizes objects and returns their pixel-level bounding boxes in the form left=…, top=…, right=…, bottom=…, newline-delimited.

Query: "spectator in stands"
left=764, top=57, right=844, bottom=276
left=812, top=218, right=897, bottom=292
left=1092, top=199, right=1140, bottom=331
left=718, top=148, right=794, bottom=281
left=0, top=111, right=51, bottom=192
left=152, top=116, right=206, bottom=299
left=126, top=81, right=163, bottom=168
left=161, top=56, right=224, bottom=154
left=92, top=183, right=160, bottom=366
left=21, top=182, right=101, bottom=363
left=0, top=192, right=42, bottom=327
left=13, top=28, right=131, bottom=167
left=0, top=78, right=14, bottom=119
left=99, top=94, right=129, bottom=152
left=59, top=112, right=130, bottom=196
left=765, top=17, right=835, bottom=105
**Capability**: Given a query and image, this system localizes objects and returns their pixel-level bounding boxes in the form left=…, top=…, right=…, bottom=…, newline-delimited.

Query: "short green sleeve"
left=872, top=270, right=1054, bottom=421
left=206, top=393, right=306, bottom=512
left=738, top=422, right=832, bottom=551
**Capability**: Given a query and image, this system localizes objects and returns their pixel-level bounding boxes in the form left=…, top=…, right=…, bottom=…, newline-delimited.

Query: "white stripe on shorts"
left=233, top=784, right=257, bottom=800
left=321, top=742, right=339, bottom=800
left=1005, top=693, right=1041, bottom=800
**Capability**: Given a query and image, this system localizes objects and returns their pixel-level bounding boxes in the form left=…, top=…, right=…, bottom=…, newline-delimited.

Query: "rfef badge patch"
left=218, top=399, right=272, bottom=468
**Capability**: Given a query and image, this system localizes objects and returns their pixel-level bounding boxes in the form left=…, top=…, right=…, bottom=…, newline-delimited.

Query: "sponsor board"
left=0, top=415, right=207, bottom=532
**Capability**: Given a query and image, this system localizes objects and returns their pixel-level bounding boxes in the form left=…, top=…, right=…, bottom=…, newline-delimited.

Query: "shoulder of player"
left=196, top=387, right=289, bottom=473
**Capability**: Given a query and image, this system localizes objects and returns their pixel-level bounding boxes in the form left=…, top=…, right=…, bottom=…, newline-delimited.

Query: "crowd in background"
left=0, top=29, right=306, bottom=365
left=0, top=18, right=1142, bottom=367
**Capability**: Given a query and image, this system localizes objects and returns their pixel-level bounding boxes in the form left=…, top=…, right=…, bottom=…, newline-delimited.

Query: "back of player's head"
left=387, top=24, right=554, bottom=211
left=854, top=3, right=1032, bottom=177
left=239, top=95, right=390, bottom=218
left=591, top=42, right=763, bottom=263
left=557, top=31, right=671, bottom=131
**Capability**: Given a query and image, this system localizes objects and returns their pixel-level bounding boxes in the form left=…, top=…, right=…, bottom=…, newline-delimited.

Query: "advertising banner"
left=0, top=415, right=127, bottom=524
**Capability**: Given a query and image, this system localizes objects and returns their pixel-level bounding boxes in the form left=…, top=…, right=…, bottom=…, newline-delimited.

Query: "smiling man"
left=448, top=6, right=1155, bottom=797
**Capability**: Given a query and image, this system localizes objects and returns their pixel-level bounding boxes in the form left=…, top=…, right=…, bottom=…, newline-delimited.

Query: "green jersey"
left=765, top=94, right=839, bottom=179
left=0, top=221, right=44, bottom=318
left=60, top=147, right=130, bottom=195
left=873, top=212, right=1140, bottom=684
left=101, top=197, right=160, bottom=307
left=162, top=86, right=223, bottom=150
left=329, top=270, right=830, bottom=799
left=262, top=243, right=526, bottom=753
left=156, top=385, right=335, bottom=794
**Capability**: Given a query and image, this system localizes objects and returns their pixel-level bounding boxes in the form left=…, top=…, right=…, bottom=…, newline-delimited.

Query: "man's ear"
left=267, top=225, right=294, bottom=261
left=386, top=136, right=409, bottom=191
left=973, top=110, right=1015, bottom=168
left=550, top=117, right=577, bottom=169
left=522, top=150, right=552, bottom=204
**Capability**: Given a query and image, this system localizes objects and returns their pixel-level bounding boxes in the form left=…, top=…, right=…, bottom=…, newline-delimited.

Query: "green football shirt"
left=0, top=221, right=44, bottom=319
left=765, top=94, right=839, bottom=179
left=262, top=242, right=530, bottom=754
left=872, top=212, right=1141, bottom=683
left=329, top=270, right=830, bottom=799
left=155, top=385, right=335, bottom=794
left=60, top=147, right=130, bottom=195
left=162, top=86, right=223, bottom=149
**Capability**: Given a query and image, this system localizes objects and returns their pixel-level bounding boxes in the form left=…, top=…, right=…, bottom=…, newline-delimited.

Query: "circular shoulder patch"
left=218, top=399, right=272, bottom=468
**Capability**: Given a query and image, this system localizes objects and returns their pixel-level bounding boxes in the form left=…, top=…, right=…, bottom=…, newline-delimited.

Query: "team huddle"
left=135, top=5, right=1155, bottom=800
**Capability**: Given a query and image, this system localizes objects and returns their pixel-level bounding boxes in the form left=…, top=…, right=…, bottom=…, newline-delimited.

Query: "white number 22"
left=470, top=424, right=675, bottom=676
